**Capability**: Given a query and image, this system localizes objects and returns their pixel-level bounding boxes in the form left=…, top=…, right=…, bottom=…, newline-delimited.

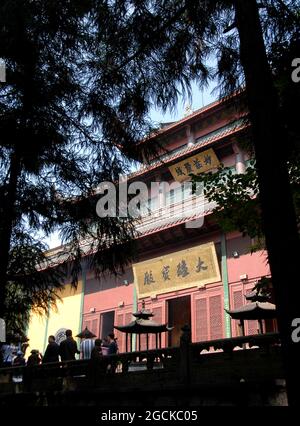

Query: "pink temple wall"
left=83, top=267, right=134, bottom=315
left=226, top=232, right=270, bottom=284
left=82, top=229, right=271, bottom=349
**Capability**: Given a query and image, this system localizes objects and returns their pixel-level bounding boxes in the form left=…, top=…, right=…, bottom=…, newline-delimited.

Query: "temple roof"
left=127, top=119, right=249, bottom=181
left=226, top=302, right=276, bottom=320
left=138, top=90, right=245, bottom=146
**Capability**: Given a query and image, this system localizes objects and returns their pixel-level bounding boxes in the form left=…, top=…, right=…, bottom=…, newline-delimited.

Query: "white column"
left=186, top=125, right=195, bottom=146
left=233, top=143, right=246, bottom=174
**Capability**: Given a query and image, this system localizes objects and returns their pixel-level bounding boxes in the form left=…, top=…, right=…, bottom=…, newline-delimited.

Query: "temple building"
left=26, top=93, right=277, bottom=355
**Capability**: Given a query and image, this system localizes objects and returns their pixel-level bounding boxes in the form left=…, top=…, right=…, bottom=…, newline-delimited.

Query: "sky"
left=46, top=82, right=217, bottom=249
left=150, top=81, right=216, bottom=123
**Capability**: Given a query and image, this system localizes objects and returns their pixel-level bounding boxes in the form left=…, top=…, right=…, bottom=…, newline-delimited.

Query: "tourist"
left=1, top=341, right=14, bottom=367
left=13, top=350, right=26, bottom=366
left=59, top=329, right=80, bottom=361
left=43, top=335, right=60, bottom=363
left=80, top=336, right=95, bottom=360
left=90, top=339, right=103, bottom=360
left=101, top=337, right=109, bottom=356
left=88, top=339, right=105, bottom=386
left=106, top=333, right=118, bottom=374
left=107, top=333, right=118, bottom=355
left=11, top=350, right=25, bottom=386
left=27, top=349, right=42, bottom=366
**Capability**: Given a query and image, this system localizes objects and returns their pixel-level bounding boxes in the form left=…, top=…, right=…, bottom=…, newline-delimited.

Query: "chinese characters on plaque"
left=133, top=242, right=221, bottom=298
left=168, top=148, right=220, bottom=183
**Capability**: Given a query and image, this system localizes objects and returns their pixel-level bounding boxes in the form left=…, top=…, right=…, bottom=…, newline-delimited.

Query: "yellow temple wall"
left=26, top=280, right=83, bottom=357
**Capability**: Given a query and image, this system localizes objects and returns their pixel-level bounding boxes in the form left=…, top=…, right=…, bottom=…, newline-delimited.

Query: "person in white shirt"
left=80, top=337, right=95, bottom=359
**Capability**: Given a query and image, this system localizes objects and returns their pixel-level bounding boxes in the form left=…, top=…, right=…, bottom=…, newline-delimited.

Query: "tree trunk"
left=0, top=6, right=26, bottom=321
left=234, top=0, right=300, bottom=405
left=0, top=149, right=21, bottom=319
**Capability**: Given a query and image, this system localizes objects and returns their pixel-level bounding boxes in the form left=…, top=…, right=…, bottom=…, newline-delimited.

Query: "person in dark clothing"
left=27, top=350, right=42, bottom=366
left=12, top=351, right=25, bottom=386
left=88, top=339, right=105, bottom=386
left=13, top=351, right=26, bottom=366
left=106, top=333, right=118, bottom=374
left=43, top=335, right=59, bottom=363
left=59, top=329, right=79, bottom=361
left=107, top=333, right=118, bottom=355
left=13, top=351, right=25, bottom=366
left=90, top=339, right=102, bottom=360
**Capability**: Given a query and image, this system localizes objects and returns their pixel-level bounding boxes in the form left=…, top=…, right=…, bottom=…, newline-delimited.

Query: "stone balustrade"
left=0, top=331, right=286, bottom=406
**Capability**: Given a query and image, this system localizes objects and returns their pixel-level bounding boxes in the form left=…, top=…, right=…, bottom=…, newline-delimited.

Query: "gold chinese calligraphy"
left=133, top=242, right=221, bottom=298
left=168, top=148, right=220, bottom=182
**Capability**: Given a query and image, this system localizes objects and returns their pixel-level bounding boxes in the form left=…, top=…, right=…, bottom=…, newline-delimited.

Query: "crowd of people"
left=0, top=342, right=30, bottom=368
left=0, top=330, right=118, bottom=368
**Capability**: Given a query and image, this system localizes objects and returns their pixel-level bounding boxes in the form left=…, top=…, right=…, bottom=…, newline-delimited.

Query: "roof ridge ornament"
left=183, top=102, right=193, bottom=117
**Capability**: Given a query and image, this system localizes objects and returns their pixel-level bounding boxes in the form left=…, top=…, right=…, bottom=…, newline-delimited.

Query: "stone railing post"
left=179, top=324, right=192, bottom=385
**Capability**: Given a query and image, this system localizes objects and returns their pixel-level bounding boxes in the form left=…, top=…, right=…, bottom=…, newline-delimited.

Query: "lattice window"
left=247, top=320, right=258, bottom=335
left=124, top=312, right=133, bottom=352
left=233, top=289, right=243, bottom=309
left=195, top=298, right=208, bottom=342
left=150, top=306, right=163, bottom=349
left=231, top=289, right=243, bottom=337
left=91, top=318, right=99, bottom=337
left=245, top=288, right=259, bottom=335
left=125, top=312, right=132, bottom=325
left=232, top=287, right=259, bottom=336
left=82, top=319, right=91, bottom=332
left=115, top=313, right=124, bottom=353
left=140, top=332, right=147, bottom=351
left=209, top=295, right=223, bottom=340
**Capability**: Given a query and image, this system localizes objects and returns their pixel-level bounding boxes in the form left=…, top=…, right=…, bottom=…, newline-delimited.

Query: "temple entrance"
left=167, top=295, right=191, bottom=347
left=100, top=311, right=115, bottom=339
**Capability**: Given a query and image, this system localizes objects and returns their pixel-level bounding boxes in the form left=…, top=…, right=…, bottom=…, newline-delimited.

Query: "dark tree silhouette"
left=0, top=0, right=143, bottom=335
